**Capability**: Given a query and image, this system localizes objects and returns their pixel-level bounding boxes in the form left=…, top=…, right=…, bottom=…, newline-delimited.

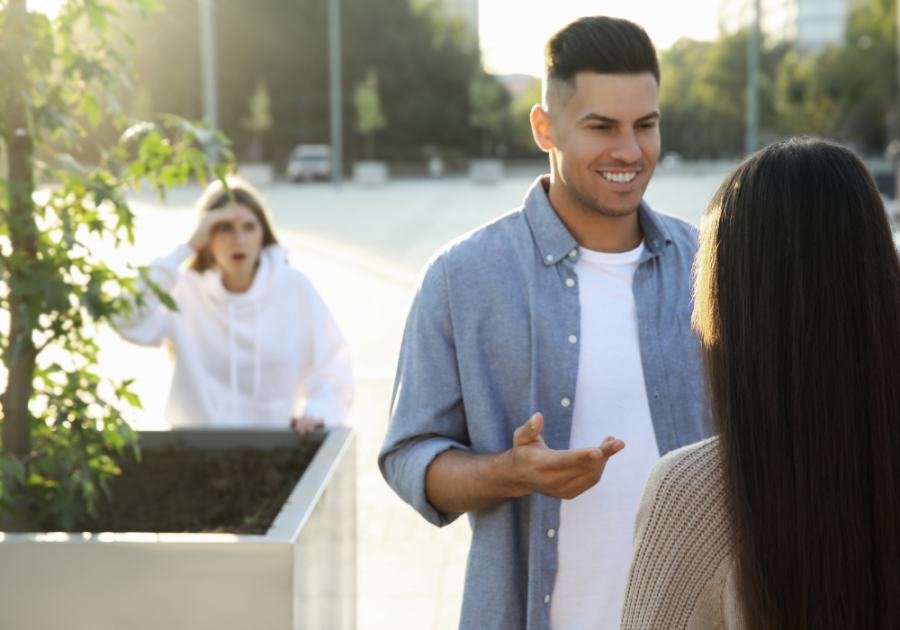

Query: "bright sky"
left=26, top=0, right=63, bottom=18
left=27, top=0, right=722, bottom=77
left=480, top=0, right=722, bottom=76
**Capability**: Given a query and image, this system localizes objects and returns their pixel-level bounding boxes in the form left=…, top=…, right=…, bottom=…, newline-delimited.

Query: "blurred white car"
left=286, top=144, right=332, bottom=182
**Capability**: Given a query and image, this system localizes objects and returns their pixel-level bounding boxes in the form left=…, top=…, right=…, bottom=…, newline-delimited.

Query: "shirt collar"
left=522, top=175, right=673, bottom=265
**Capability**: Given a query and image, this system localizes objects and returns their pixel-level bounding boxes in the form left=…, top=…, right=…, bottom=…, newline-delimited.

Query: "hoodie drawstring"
left=228, top=302, right=239, bottom=420
left=252, top=301, right=261, bottom=402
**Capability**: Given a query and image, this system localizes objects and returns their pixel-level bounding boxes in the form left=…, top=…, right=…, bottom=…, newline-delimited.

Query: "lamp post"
left=199, top=0, right=218, bottom=130
left=329, top=0, right=343, bottom=186
left=745, top=0, right=761, bottom=155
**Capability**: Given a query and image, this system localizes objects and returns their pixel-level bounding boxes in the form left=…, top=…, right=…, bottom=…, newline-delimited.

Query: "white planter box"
left=237, top=163, right=275, bottom=187
left=469, top=159, right=504, bottom=183
left=352, top=161, right=389, bottom=185
left=0, top=427, right=356, bottom=630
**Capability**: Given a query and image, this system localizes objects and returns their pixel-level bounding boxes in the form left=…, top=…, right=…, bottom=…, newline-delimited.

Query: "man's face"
left=537, top=72, right=660, bottom=217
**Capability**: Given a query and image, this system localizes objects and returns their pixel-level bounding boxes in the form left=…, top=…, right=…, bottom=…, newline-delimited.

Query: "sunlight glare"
left=480, top=0, right=721, bottom=76
left=27, top=0, right=65, bottom=19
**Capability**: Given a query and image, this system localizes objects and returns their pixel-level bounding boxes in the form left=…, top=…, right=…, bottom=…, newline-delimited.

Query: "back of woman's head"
left=190, top=176, right=278, bottom=272
left=695, top=137, right=900, bottom=630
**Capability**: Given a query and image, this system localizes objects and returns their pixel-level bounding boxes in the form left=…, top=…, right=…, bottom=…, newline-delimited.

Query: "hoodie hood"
left=197, top=243, right=289, bottom=305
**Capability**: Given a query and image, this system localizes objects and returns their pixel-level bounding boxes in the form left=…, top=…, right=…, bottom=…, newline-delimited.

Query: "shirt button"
left=565, top=278, right=575, bottom=288
left=546, top=254, right=554, bottom=262
left=544, top=594, right=551, bottom=604
left=568, top=249, right=577, bottom=258
left=561, top=398, right=571, bottom=408
left=547, top=528, right=556, bottom=538
left=568, top=335, right=577, bottom=344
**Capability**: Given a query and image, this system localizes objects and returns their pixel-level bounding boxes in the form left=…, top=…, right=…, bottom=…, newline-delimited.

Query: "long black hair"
left=694, top=137, right=900, bottom=629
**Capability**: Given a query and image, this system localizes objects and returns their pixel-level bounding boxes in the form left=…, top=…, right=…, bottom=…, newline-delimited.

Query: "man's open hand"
left=423, top=412, right=625, bottom=513
left=506, top=412, right=625, bottom=500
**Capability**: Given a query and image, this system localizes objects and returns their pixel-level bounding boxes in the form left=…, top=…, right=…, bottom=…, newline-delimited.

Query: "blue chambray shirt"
left=379, top=177, right=706, bottom=630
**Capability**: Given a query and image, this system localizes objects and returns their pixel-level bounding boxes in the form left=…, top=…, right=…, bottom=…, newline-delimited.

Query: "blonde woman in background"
left=117, top=177, right=353, bottom=435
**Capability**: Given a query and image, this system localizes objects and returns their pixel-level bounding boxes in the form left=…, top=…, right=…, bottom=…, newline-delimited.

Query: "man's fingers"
left=513, top=412, right=543, bottom=446
left=599, top=436, right=626, bottom=458
left=544, top=445, right=609, bottom=470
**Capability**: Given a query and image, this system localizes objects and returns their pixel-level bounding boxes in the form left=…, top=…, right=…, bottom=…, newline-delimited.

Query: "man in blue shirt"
left=379, top=16, right=705, bottom=630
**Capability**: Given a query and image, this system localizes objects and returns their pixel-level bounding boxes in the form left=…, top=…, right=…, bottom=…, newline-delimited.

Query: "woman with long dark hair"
left=619, top=138, right=900, bottom=629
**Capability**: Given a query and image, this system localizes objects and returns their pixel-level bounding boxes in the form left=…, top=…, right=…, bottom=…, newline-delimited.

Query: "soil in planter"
left=66, top=440, right=320, bottom=535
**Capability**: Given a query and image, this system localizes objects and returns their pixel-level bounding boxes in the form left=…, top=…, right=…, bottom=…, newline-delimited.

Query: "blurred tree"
left=241, top=79, right=273, bottom=162
left=117, top=0, right=482, bottom=164
left=774, top=0, right=896, bottom=152
left=469, top=70, right=510, bottom=157
left=657, top=0, right=897, bottom=158
left=509, top=76, right=544, bottom=156
left=353, top=69, right=388, bottom=160
left=0, top=0, right=231, bottom=531
left=658, top=33, right=787, bottom=158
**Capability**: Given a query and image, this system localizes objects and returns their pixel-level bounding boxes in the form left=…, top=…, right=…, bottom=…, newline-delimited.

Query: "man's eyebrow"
left=578, top=111, right=661, bottom=124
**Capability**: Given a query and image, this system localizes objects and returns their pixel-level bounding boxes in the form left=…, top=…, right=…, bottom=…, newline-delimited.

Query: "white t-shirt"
left=549, top=242, right=661, bottom=630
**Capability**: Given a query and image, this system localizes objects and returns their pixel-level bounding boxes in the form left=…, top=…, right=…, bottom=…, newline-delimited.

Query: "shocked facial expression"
left=541, top=72, right=660, bottom=217
left=207, top=203, right=264, bottom=279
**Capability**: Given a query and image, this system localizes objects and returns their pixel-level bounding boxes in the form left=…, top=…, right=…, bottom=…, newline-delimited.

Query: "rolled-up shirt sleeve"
left=378, top=254, right=471, bottom=527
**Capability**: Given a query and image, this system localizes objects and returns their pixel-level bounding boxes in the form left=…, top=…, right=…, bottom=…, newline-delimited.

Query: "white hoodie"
left=116, top=243, right=354, bottom=428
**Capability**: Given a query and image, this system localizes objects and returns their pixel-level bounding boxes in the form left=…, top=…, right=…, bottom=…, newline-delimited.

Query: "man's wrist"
left=488, top=448, right=529, bottom=500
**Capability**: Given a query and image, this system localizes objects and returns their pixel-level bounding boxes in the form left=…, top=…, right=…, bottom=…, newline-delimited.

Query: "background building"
left=718, top=0, right=853, bottom=51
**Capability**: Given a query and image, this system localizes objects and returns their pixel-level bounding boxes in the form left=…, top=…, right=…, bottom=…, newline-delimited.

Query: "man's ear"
left=530, top=105, right=555, bottom=153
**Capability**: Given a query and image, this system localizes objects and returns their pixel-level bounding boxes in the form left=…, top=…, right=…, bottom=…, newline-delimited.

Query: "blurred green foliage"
left=660, top=0, right=898, bottom=158
left=0, top=0, right=232, bottom=531
left=115, top=0, right=512, bottom=163
left=354, top=69, right=388, bottom=160
left=469, top=69, right=511, bottom=157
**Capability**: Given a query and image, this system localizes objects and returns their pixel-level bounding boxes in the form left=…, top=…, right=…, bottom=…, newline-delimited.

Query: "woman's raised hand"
left=291, top=416, right=325, bottom=436
left=188, top=206, right=241, bottom=251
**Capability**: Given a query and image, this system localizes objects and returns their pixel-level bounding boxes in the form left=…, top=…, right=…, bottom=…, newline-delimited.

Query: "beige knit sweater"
left=619, top=437, right=746, bottom=630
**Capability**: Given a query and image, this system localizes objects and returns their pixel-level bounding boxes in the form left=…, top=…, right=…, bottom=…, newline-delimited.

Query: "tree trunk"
left=1, top=0, right=38, bottom=532
left=249, top=132, right=262, bottom=163
left=482, top=130, right=492, bottom=159
left=366, top=133, right=375, bottom=161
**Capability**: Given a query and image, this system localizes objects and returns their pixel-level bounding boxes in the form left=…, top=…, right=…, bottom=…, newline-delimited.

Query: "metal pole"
left=745, top=0, right=761, bottom=155
left=199, top=0, right=218, bottom=130
left=329, top=0, right=343, bottom=186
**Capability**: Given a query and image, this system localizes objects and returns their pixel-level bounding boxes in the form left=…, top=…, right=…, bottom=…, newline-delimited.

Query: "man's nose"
left=610, top=129, right=642, bottom=164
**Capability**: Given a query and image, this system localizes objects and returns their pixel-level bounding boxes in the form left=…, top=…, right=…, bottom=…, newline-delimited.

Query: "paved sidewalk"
left=102, top=168, right=732, bottom=630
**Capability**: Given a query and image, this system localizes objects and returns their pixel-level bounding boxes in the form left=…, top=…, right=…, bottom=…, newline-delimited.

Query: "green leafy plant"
left=0, top=0, right=233, bottom=531
left=353, top=69, right=388, bottom=161
left=240, top=78, right=272, bottom=163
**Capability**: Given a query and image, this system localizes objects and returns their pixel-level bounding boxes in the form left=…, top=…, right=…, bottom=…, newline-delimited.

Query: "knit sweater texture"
left=620, top=437, right=745, bottom=630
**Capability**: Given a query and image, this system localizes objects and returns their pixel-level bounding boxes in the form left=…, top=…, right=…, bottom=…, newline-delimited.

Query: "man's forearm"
left=424, top=447, right=524, bottom=514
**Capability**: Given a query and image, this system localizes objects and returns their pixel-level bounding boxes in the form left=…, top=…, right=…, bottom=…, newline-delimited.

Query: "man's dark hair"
left=544, top=16, right=660, bottom=89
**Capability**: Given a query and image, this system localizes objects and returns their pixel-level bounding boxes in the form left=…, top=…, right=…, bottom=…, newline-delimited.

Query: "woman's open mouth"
left=232, top=253, right=247, bottom=263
